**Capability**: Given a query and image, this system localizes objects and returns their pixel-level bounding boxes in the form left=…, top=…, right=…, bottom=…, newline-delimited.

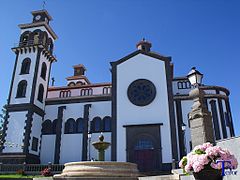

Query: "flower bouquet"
left=179, top=143, right=238, bottom=180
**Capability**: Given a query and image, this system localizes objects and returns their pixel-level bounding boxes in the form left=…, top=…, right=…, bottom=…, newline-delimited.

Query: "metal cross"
left=42, top=0, right=46, bottom=9
left=51, top=77, right=55, bottom=86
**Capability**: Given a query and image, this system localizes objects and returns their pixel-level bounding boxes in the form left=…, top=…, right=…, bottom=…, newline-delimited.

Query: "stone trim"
left=7, top=51, right=19, bottom=105
left=54, top=106, right=66, bottom=164
left=111, top=64, right=117, bottom=161
left=216, top=90, right=227, bottom=139
left=110, top=50, right=171, bottom=66
left=46, top=96, right=111, bottom=105
left=209, top=100, right=221, bottom=140
left=123, top=123, right=163, bottom=128
left=175, top=100, right=185, bottom=159
left=0, top=113, right=10, bottom=152
left=174, top=94, right=229, bottom=101
left=22, top=110, right=34, bottom=153
left=224, top=99, right=235, bottom=137
left=48, top=82, right=112, bottom=91
left=82, top=104, right=91, bottom=161
left=0, top=152, right=40, bottom=164
left=165, top=59, right=178, bottom=161
left=5, top=103, right=45, bottom=117
left=18, top=21, right=58, bottom=40
left=30, top=48, right=42, bottom=104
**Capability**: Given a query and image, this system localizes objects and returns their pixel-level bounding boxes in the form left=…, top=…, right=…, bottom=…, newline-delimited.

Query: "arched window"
left=59, top=90, right=71, bottom=98
left=91, top=117, right=102, bottom=132
left=20, top=58, right=31, bottom=74
left=52, top=119, right=58, bottom=134
left=16, top=80, right=27, bottom=98
left=76, top=118, right=84, bottom=133
left=20, top=31, right=30, bottom=46
left=37, top=84, right=44, bottom=102
left=76, top=81, right=83, bottom=86
left=68, top=82, right=75, bottom=87
left=42, top=120, right=53, bottom=135
left=65, top=118, right=76, bottom=134
left=80, top=88, right=93, bottom=96
left=103, top=87, right=111, bottom=95
left=40, top=62, right=47, bottom=80
left=33, top=32, right=40, bottom=44
left=47, top=38, right=54, bottom=53
left=103, top=116, right=111, bottom=132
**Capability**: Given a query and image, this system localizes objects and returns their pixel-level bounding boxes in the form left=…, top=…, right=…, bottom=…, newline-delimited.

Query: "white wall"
left=60, top=134, right=83, bottom=164
left=47, top=86, right=112, bottom=99
left=34, top=53, right=51, bottom=109
left=172, top=81, right=192, bottom=95
left=116, top=53, right=172, bottom=163
left=3, top=111, right=27, bottom=153
left=10, top=52, right=37, bottom=104
left=42, top=101, right=111, bottom=163
left=40, top=135, right=55, bottom=164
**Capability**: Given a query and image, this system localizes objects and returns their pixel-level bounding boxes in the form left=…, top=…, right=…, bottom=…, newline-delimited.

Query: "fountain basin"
left=54, top=161, right=139, bottom=179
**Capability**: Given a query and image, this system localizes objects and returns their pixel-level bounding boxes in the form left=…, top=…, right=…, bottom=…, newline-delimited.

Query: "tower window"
left=103, top=87, right=111, bottom=95
left=40, top=62, right=47, bottom=80
left=20, top=58, right=31, bottom=74
left=31, top=137, right=39, bottom=152
left=33, top=32, right=40, bottom=44
left=37, top=84, right=44, bottom=103
left=16, top=80, right=27, bottom=98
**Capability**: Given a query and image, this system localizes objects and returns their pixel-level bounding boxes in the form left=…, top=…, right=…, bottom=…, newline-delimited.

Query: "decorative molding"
left=6, top=103, right=45, bottom=117
left=46, top=95, right=111, bottom=105
left=7, top=51, right=19, bottom=105
left=165, top=58, right=178, bottom=162
left=110, top=64, right=117, bottom=161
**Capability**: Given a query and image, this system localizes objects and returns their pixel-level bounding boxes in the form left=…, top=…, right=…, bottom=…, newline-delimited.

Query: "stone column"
left=188, top=87, right=215, bottom=148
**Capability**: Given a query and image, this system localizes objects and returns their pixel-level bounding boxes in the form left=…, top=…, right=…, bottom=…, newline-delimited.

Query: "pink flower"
left=179, top=143, right=238, bottom=174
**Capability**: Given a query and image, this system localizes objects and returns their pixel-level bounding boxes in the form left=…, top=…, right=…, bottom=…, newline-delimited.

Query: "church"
left=0, top=9, right=235, bottom=172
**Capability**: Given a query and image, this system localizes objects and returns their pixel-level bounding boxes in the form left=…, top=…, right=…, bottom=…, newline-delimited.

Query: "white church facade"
left=0, top=10, right=235, bottom=172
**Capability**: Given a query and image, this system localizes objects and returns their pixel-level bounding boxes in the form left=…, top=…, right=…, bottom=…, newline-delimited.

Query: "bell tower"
left=0, top=10, right=57, bottom=164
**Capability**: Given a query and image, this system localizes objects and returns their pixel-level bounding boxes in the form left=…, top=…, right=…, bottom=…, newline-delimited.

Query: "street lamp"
left=187, top=67, right=215, bottom=148
left=187, top=67, right=203, bottom=87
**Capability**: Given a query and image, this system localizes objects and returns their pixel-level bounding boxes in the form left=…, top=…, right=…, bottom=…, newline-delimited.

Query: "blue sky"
left=0, top=0, right=239, bottom=135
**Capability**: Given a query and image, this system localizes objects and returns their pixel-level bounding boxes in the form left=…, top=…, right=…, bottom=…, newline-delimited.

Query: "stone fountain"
left=54, top=134, right=139, bottom=180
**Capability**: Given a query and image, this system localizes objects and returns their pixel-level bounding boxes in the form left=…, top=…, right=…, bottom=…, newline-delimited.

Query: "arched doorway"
left=125, top=125, right=162, bottom=172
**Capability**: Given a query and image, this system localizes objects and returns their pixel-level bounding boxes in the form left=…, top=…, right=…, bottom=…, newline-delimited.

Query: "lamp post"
left=187, top=67, right=215, bottom=147
left=88, top=132, right=92, bottom=161
left=181, top=122, right=187, bottom=155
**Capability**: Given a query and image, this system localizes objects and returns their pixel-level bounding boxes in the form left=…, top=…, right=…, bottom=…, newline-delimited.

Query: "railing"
left=14, top=40, right=46, bottom=48
left=0, top=163, right=64, bottom=175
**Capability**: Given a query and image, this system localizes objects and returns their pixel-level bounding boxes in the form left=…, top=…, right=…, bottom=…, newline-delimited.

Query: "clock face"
left=35, top=15, right=41, bottom=21
left=127, top=79, right=156, bottom=106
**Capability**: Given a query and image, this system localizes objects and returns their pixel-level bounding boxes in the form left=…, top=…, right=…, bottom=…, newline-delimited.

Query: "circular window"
left=127, top=79, right=156, bottom=106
